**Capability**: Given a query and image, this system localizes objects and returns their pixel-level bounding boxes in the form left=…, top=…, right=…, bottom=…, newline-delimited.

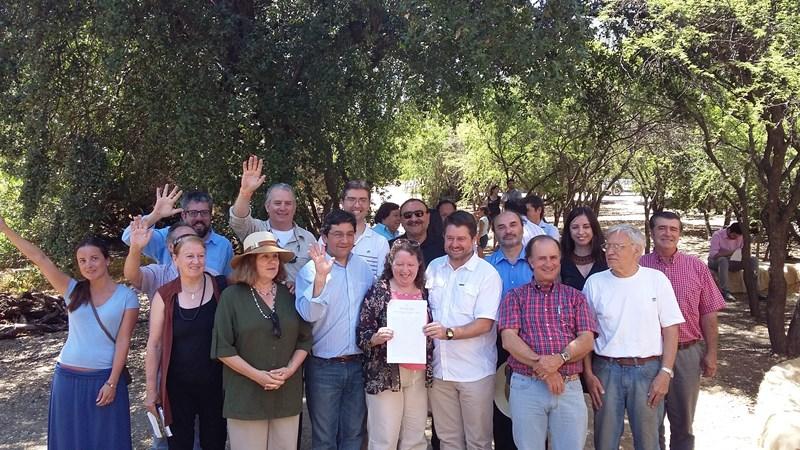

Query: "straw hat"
left=494, top=362, right=511, bottom=418
left=231, top=231, right=295, bottom=268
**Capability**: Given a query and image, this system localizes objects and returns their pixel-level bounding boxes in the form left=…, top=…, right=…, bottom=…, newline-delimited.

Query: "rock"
left=755, top=357, right=800, bottom=450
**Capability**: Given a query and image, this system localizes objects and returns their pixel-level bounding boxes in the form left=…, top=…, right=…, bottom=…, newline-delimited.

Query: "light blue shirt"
left=372, top=223, right=399, bottom=241
left=535, top=221, right=561, bottom=240
left=122, top=225, right=234, bottom=275
left=295, top=254, right=375, bottom=358
left=58, top=279, right=140, bottom=369
left=486, top=247, right=534, bottom=300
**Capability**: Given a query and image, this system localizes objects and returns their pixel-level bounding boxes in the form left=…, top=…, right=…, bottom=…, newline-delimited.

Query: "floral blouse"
left=356, top=279, right=434, bottom=395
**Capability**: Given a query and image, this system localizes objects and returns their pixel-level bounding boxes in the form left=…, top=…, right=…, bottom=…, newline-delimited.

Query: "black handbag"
left=90, top=301, right=133, bottom=385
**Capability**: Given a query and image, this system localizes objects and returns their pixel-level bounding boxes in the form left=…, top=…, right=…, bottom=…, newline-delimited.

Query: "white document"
left=387, top=300, right=428, bottom=364
left=731, top=248, right=742, bottom=262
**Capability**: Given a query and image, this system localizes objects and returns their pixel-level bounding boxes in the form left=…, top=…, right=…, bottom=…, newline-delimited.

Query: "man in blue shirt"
left=296, top=209, right=374, bottom=450
left=121, top=184, right=234, bottom=275
left=485, top=210, right=533, bottom=450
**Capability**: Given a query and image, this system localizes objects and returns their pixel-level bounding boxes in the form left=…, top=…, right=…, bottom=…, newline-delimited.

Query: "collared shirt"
left=320, top=226, right=389, bottom=278
left=521, top=218, right=546, bottom=248
left=583, top=267, right=684, bottom=358
left=425, top=252, right=503, bottom=382
left=709, top=228, right=742, bottom=259
left=497, top=282, right=597, bottom=377
left=372, top=223, right=400, bottom=241
left=486, top=247, right=533, bottom=299
left=295, top=254, right=375, bottom=358
left=534, top=221, right=560, bottom=240
left=139, top=264, right=219, bottom=302
left=122, top=225, right=233, bottom=275
left=640, top=251, right=726, bottom=343
left=390, top=232, right=446, bottom=270
left=228, top=207, right=315, bottom=282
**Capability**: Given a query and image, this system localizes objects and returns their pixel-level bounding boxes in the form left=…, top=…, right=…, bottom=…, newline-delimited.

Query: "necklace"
left=183, top=279, right=204, bottom=302
left=177, top=274, right=207, bottom=321
left=572, top=253, right=595, bottom=265
left=254, top=282, right=276, bottom=299
left=250, top=286, right=277, bottom=320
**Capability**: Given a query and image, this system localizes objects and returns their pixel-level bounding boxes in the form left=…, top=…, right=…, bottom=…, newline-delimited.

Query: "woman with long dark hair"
left=0, top=216, right=138, bottom=449
left=560, top=206, right=607, bottom=290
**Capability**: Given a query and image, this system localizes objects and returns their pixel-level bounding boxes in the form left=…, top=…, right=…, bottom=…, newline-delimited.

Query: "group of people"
left=0, top=156, right=731, bottom=450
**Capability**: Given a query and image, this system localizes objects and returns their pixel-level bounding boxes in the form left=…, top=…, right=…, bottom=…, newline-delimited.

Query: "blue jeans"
left=509, top=373, right=587, bottom=450
left=305, top=356, right=366, bottom=450
left=593, top=356, right=663, bottom=450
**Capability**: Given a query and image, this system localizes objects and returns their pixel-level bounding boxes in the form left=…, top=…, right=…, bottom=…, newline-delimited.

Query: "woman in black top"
left=486, top=185, right=502, bottom=222
left=560, top=206, right=607, bottom=290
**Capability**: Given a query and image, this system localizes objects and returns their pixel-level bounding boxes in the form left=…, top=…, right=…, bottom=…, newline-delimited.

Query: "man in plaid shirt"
left=641, top=211, right=726, bottom=450
left=498, top=235, right=598, bottom=450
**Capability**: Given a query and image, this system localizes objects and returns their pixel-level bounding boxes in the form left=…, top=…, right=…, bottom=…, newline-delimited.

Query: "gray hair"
left=606, top=224, right=645, bottom=251
left=264, top=183, right=296, bottom=205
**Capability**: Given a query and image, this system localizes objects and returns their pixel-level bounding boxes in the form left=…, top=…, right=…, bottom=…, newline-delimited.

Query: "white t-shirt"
left=271, top=228, right=295, bottom=248
left=320, top=226, right=389, bottom=277
left=478, top=216, right=490, bottom=237
left=582, top=267, right=684, bottom=358
left=425, top=253, right=503, bottom=382
left=521, top=217, right=546, bottom=247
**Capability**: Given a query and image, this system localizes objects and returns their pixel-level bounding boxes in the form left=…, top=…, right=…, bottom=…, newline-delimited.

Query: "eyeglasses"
left=344, top=197, right=369, bottom=205
left=185, top=209, right=211, bottom=218
left=402, top=210, right=426, bottom=220
left=601, top=243, right=631, bottom=252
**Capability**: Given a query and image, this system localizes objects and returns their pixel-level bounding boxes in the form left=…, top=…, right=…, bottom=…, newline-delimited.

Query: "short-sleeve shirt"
left=212, top=283, right=312, bottom=419
left=425, top=253, right=503, bottom=382
left=498, top=282, right=597, bottom=376
left=58, top=279, right=140, bottom=369
left=122, top=225, right=234, bottom=276
left=582, top=267, right=684, bottom=358
left=640, top=251, right=726, bottom=343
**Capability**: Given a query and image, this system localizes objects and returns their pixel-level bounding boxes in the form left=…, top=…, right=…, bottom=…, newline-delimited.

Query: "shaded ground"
left=0, top=193, right=795, bottom=449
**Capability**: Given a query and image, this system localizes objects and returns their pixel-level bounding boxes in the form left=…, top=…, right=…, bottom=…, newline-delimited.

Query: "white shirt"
left=583, top=267, right=684, bottom=358
left=425, top=252, right=503, bottom=382
left=521, top=217, right=546, bottom=247
left=272, top=228, right=294, bottom=247
left=318, top=225, right=389, bottom=277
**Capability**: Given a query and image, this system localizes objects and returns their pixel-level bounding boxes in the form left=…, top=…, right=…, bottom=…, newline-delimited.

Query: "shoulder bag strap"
left=90, top=301, right=116, bottom=344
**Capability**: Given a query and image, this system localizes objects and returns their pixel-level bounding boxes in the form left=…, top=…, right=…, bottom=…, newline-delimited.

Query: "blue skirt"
left=48, top=364, right=132, bottom=450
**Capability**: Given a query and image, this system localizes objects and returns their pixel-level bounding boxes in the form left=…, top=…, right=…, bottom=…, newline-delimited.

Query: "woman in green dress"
left=211, top=231, right=312, bottom=449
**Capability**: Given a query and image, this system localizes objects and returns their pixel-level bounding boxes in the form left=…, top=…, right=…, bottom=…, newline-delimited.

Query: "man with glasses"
left=229, top=155, right=315, bottom=282
left=336, top=180, right=390, bottom=277
left=390, top=198, right=446, bottom=269
left=581, top=224, right=684, bottom=450
left=122, top=184, right=233, bottom=275
left=296, top=210, right=375, bottom=450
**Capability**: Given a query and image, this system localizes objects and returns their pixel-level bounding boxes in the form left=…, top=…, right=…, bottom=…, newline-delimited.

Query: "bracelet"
left=105, top=381, right=115, bottom=388
left=660, top=367, right=674, bottom=378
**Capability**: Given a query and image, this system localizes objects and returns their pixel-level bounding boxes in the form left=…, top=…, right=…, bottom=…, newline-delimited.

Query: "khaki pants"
left=429, top=374, right=495, bottom=450
left=227, top=415, right=299, bottom=450
left=366, top=367, right=428, bottom=450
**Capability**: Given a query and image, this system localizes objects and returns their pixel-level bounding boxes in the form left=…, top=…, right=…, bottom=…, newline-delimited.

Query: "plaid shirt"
left=497, top=281, right=597, bottom=377
left=640, top=251, right=726, bottom=343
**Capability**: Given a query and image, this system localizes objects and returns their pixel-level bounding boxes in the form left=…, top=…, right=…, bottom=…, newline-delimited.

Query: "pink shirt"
left=392, top=290, right=427, bottom=371
left=640, top=251, right=726, bottom=343
left=709, top=228, right=742, bottom=259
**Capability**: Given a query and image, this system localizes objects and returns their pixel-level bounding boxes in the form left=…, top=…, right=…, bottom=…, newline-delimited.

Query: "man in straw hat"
left=497, top=235, right=598, bottom=450
left=295, top=210, right=375, bottom=450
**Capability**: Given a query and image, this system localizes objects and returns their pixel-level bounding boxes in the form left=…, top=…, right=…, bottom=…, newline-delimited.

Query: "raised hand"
left=309, top=243, right=333, bottom=278
left=240, top=155, right=267, bottom=195
left=129, top=216, right=153, bottom=250
left=150, top=184, right=183, bottom=222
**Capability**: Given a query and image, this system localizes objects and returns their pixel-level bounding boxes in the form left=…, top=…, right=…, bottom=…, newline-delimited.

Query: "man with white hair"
left=581, top=224, right=685, bottom=450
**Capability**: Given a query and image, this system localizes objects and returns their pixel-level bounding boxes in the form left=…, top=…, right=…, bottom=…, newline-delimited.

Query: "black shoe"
left=724, top=292, right=736, bottom=302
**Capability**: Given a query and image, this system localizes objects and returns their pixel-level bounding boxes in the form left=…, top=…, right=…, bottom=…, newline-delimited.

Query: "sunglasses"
left=402, top=210, right=426, bottom=220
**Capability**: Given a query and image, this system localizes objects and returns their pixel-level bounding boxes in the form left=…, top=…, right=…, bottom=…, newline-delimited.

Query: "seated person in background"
left=707, top=222, right=759, bottom=301
left=372, top=202, right=402, bottom=241
left=122, top=184, right=233, bottom=276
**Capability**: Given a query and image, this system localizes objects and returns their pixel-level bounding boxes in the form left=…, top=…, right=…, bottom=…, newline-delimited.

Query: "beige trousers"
left=429, top=374, right=495, bottom=450
left=227, top=415, right=299, bottom=450
left=366, top=367, right=428, bottom=450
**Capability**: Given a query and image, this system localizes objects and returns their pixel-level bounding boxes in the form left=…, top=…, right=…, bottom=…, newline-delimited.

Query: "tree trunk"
left=766, top=226, right=789, bottom=354
left=734, top=193, right=760, bottom=318
left=701, top=206, right=712, bottom=238
left=642, top=195, right=651, bottom=253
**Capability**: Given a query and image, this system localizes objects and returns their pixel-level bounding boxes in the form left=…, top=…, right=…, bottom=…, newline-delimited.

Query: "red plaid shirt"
left=640, top=251, right=726, bottom=343
left=497, top=282, right=597, bottom=377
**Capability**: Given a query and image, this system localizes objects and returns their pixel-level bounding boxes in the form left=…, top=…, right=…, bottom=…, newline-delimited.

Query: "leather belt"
left=563, top=374, right=580, bottom=382
left=595, top=354, right=660, bottom=366
left=314, top=354, right=362, bottom=363
left=678, top=339, right=701, bottom=350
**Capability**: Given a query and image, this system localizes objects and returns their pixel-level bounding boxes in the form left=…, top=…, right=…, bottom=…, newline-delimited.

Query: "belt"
left=314, top=354, right=362, bottom=363
left=595, top=354, right=660, bottom=366
left=678, top=339, right=701, bottom=350
left=516, top=371, right=580, bottom=382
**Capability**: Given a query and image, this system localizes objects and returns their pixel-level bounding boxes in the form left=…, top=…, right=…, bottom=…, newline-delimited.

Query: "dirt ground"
left=0, top=194, right=794, bottom=449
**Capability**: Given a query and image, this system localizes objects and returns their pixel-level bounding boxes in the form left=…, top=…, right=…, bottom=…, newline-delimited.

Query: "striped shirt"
left=498, top=282, right=597, bottom=377
left=640, top=251, right=726, bottom=343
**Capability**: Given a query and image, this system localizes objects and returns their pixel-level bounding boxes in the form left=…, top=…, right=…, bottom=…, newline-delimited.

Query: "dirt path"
left=0, top=193, right=793, bottom=449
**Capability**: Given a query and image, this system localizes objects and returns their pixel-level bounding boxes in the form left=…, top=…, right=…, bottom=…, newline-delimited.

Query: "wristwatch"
left=445, top=328, right=455, bottom=340
left=660, top=367, right=674, bottom=378
left=559, top=351, right=571, bottom=363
